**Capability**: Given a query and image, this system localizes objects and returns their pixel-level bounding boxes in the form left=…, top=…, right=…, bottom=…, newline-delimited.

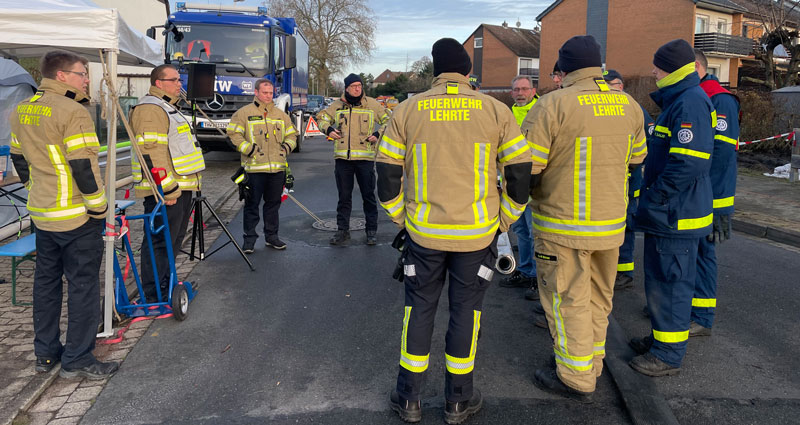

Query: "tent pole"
left=99, top=49, right=118, bottom=338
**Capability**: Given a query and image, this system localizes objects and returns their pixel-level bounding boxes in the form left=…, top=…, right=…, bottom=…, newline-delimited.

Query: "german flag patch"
left=680, top=122, right=692, bottom=129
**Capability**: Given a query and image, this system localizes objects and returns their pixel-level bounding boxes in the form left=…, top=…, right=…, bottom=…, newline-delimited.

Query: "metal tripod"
left=186, top=190, right=255, bottom=271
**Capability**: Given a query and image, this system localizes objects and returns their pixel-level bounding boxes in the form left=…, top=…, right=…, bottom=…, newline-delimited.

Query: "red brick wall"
left=605, top=0, right=695, bottom=82
left=464, top=29, right=519, bottom=90
left=538, top=0, right=588, bottom=91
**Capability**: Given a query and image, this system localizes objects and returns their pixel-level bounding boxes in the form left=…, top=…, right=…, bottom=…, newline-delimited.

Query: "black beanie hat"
left=602, top=69, right=623, bottom=83
left=557, top=35, right=602, bottom=74
left=431, top=38, right=472, bottom=77
left=344, top=73, right=362, bottom=89
left=653, top=39, right=695, bottom=73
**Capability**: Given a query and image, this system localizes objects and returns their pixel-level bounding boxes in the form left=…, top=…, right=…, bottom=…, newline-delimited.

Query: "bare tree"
left=746, top=0, right=800, bottom=89
left=269, top=0, right=377, bottom=95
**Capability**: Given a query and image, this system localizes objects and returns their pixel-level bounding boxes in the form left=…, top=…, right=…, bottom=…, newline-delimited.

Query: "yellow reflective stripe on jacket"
left=381, top=193, right=404, bottom=218
left=711, top=110, right=717, bottom=128
left=137, top=132, right=168, bottom=145
left=669, top=147, right=710, bottom=160
left=245, top=162, right=287, bottom=172
left=692, top=298, right=717, bottom=308
left=378, top=135, right=406, bottom=160
left=593, top=340, right=606, bottom=356
left=554, top=348, right=593, bottom=372
left=10, top=132, right=21, bottom=149
left=574, top=137, right=592, bottom=221
left=715, top=134, right=737, bottom=145
left=677, top=213, right=712, bottom=230
left=653, top=329, right=689, bottom=343
left=400, top=306, right=430, bottom=373
left=413, top=144, right=430, bottom=222
left=532, top=212, right=626, bottom=237
left=500, top=192, right=524, bottom=221
left=655, top=125, right=672, bottom=137
left=445, top=310, right=481, bottom=375
left=498, top=135, right=529, bottom=163
left=226, top=123, right=245, bottom=134
left=530, top=143, right=549, bottom=164
left=631, top=136, right=647, bottom=157
left=63, top=132, right=100, bottom=153
left=26, top=205, right=86, bottom=221
left=82, top=189, right=106, bottom=209
left=348, top=149, right=376, bottom=158
left=617, top=262, right=634, bottom=272
left=237, top=141, right=253, bottom=154
left=713, top=196, right=734, bottom=209
left=172, top=150, right=205, bottom=174
left=406, top=215, right=499, bottom=240
left=472, top=143, right=490, bottom=224
left=48, top=145, right=72, bottom=208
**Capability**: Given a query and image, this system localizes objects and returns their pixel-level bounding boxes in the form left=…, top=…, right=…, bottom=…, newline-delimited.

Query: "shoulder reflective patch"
left=677, top=128, right=694, bottom=144
left=478, top=265, right=494, bottom=281
left=594, top=79, right=610, bottom=92
left=716, top=118, right=728, bottom=131
left=446, top=82, right=459, bottom=95
left=535, top=252, right=557, bottom=261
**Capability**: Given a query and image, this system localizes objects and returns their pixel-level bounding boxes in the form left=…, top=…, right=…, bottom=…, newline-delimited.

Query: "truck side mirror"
left=284, top=36, right=297, bottom=70
left=146, top=27, right=156, bottom=39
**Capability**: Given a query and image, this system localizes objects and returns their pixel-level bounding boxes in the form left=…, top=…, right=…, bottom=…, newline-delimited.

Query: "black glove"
left=285, top=172, right=294, bottom=190
left=392, top=254, right=405, bottom=283
left=391, top=228, right=408, bottom=252
left=708, top=213, right=732, bottom=244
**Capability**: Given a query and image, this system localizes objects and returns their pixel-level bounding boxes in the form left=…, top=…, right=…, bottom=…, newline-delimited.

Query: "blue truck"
left=147, top=2, right=310, bottom=151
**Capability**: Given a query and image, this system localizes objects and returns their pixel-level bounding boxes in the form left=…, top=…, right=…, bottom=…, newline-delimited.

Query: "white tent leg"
left=98, top=49, right=117, bottom=338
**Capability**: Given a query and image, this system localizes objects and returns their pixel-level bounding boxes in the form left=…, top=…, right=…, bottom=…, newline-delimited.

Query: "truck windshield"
left=167, top=24, right=269, bottom=72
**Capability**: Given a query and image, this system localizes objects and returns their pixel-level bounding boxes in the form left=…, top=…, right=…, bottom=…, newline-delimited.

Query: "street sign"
left=305, top=116, right=322, bottom=136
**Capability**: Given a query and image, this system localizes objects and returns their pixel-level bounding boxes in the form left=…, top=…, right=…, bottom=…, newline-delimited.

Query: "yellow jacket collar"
left=38, top=78, right=90, bottom=103
left=560, top=67, right=604, bottom=89
left=432, top=73, right=470, bottom=88
left=656, top=63, right=695, bottom=89
left=148, top=86, right=179, bottom=105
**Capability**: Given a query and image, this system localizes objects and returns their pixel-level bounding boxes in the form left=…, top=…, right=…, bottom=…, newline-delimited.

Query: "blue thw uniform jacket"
left=628, top=107, right=655, bottom=207
left=635, top=66, right=714, bottom=238
left=699, top=74, right=739, bottom=216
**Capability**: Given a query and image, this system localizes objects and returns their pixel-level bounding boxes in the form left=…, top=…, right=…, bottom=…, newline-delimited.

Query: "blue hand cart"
left=112, top=168, right=197, bottom=321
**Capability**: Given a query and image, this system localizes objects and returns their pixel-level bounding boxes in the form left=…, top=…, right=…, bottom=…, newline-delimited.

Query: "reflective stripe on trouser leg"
left=692, top=236, right=717, bottom=328
left=444, top=245, right=494, bottom=402
left=590, top=247, right=618, bottom=378
left=534, top=238, right=598, bottom=393
left=617, top=199, right=637, bottom=276
left=396, top=237, right=447, bottom=402
left=643, top=234, right=698, bottom=368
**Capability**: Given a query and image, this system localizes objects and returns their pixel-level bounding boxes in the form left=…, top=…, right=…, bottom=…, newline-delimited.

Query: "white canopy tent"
left=0, top=0, right=164, bottom=337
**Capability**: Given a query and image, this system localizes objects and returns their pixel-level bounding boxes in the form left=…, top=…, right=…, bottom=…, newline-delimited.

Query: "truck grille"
left=179, top=94, right=252, bottom=120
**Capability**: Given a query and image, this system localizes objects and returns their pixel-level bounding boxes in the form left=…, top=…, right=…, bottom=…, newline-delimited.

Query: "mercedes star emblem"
left=205, top=93, right=224, bottom=111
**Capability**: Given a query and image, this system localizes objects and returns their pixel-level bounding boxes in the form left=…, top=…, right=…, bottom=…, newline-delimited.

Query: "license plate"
left=202, top=121, right=226, bottom=128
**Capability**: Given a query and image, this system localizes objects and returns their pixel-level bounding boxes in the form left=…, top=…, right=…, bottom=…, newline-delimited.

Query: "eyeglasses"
left=512, top=87, right=532, bottom=93
left=61, top=70, right=88, bottom=78
left=158, top=78, right=181, bottom=82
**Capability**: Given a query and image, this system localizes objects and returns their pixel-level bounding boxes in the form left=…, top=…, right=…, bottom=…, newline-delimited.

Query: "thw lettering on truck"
left=215, top=79, right=233, bottom=92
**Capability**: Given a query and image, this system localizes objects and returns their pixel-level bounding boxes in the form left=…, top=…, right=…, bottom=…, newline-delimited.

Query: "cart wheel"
left=172, top=284, right=189, bottom=321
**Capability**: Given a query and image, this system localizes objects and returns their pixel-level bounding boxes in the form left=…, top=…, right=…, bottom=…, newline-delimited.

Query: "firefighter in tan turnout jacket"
left=8, top=51, right=119, bottom=379
left=130, top=64, right=205, bottom=302
left=317, top=74, right=390, bottom=246
left=521, top=36, right=647, bottom=401
left=227, top=78, right=297, bottom=252
left=377, top=38, right=531, bottom=424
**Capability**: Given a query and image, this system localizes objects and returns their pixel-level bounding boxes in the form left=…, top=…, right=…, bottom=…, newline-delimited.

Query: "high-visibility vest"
left=136, top=96, right=206, bottom=176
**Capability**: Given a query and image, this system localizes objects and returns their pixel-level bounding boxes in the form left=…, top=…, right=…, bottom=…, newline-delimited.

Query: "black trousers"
left=396, top=236, right=497, bottom=402
left=140, top=191, right=193, bottom=301
left=334, top=159, right=377, bottom=232
left=33, top=219, right=103, bottom=369
left=243, top=171, right=285, bottom=243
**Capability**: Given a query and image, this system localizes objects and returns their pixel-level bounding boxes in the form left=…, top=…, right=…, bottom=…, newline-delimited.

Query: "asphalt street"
left=80, top=135, right=800, bottom=425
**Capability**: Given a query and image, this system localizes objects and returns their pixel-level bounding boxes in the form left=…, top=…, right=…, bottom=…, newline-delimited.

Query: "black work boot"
left=265, top=236, right=287, bottom=250
left=60, top=360, right=120, bottom=380
left=532, top=301, right=545, bottom=315
left=689, top=321, right=712, bottom=337
left=389, top=390, right=421, bottom=423
left=242, top=239, right=255, bottom=254
left=444, top=388, right=483, bottom=424
left=35, top=357, right=60, bottom=373
left=330, top=229, right=350, bottom=245
left=524, top=278, right=540, bottom=300
left=629, top=334, right=654, bottom=355
left=614, top=272, right=634, bottom=290
left=533, top=367, right=593, bottom=403
left=534, top=314, right=548, bottom=329
left=629, top=352, right=680, bottom=377
left=366, top=230, right=377, bottom=246
left=500, top=270, right=535, bottom=288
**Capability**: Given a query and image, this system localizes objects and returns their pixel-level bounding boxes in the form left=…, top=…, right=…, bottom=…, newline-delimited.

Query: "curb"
left=605, top=315, right=680, bottom=425
left=732, top=218, right=800, bottom=249
left=3, top=367, right=60, bottom=425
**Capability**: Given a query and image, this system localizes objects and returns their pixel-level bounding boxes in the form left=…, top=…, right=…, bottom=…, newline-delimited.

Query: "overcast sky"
left=233, top=0, right=552, bottom=79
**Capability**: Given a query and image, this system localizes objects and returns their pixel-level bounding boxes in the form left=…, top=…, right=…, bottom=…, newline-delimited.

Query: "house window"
left=707, top=66, right=719, bottom=76
left=717, top=19, right=727, bottom=34
left=696, top=14, right=709, bottom=33
left=519, top=57, right=536, bottom=76
left=474, top=37, right=483, bottom=48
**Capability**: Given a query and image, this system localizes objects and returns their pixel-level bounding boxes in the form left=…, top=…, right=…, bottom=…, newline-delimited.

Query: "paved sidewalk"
left=732, top=170, right=800, bottom=247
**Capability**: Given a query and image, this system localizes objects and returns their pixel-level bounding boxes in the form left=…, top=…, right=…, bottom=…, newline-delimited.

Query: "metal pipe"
left=495, top=232, right=516, bottom=275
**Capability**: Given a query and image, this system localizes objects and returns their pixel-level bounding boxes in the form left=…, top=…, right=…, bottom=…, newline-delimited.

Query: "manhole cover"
left=312, top=217, right=366, bottom=231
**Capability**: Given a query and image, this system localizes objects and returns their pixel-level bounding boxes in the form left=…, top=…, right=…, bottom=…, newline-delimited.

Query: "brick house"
left=536, top=0, right=753, bottom=90
left=462, top=23, right=541, bottom=91
left=371, top=69, right=412, bottom=89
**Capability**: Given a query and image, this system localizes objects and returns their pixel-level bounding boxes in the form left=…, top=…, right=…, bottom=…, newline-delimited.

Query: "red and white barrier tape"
left=739, top=131, right=794, bottom=146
